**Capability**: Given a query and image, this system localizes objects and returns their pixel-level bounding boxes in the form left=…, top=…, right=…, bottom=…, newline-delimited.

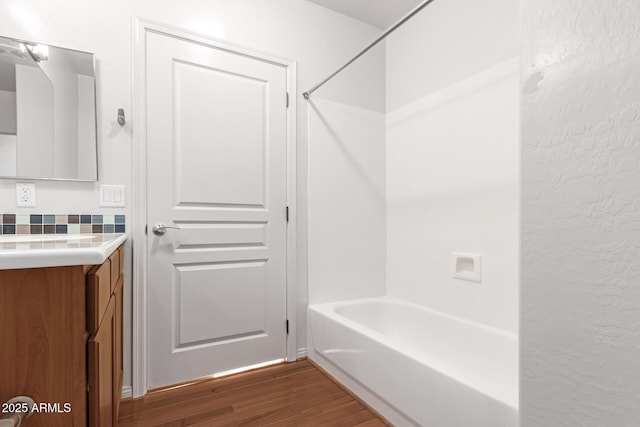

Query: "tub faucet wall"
left=385, top=0, right=520, bottom=333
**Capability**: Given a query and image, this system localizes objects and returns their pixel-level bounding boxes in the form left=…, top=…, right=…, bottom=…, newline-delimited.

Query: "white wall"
left=521, top=1, right=640, bottom=424
left=307, top=42, right=387, bottom=305
left=0, top=0, right=380, bottom=390
left=385, top=0, right=519, bottom=333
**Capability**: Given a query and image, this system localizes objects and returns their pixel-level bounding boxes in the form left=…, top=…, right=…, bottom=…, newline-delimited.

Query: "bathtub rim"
left=311, top=296, right=518, bottom=340
left=308, top=295, right=519, bottom=410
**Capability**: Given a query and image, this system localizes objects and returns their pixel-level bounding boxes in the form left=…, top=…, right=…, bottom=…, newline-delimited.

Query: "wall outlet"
left=16, top=183, right=36, bottom=207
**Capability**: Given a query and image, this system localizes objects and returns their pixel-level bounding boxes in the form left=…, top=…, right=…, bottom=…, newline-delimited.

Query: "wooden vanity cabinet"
left=88, top=298, right=115, bottom=427
left=87, top=245, right=123, bottom=427
left=0, top=244, right=124, bottom=427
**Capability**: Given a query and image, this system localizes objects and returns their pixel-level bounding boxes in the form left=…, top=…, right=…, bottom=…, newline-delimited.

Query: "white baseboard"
left=121, top=385, right=133, bottom=399
left=296, top=347, right=308, bottom=359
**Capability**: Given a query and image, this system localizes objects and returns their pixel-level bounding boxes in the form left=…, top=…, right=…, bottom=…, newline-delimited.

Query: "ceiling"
left=306, top=0, right=424, bottom=29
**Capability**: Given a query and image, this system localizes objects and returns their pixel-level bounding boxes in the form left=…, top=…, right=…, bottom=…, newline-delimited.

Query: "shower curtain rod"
left=302, top=0, right=438, bottom=100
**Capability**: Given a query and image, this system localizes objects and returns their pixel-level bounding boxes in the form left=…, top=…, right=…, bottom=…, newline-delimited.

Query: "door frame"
left=131, top=17, right=297, bottom=398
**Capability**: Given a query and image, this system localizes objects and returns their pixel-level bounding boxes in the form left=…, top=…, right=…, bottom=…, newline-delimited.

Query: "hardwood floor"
left=118, top=360, right=388, bottom=426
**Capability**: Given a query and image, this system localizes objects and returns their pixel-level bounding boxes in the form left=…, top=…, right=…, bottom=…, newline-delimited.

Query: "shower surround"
left=306, top=0, right=519, bottom=423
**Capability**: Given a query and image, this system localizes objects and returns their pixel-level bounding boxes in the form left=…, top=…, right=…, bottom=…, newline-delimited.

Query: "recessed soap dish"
left=452, top=252, right=481, bottom=282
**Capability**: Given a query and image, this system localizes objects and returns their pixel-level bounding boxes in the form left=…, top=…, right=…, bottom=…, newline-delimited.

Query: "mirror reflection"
left=0, top=36, right=97, bottom=181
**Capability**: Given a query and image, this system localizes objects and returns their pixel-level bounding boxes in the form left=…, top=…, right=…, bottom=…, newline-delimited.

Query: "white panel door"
left=145, top=31, right=288, bottom=389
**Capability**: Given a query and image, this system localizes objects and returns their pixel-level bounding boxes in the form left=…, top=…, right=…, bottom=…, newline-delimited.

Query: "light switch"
left=103, top=188, right=113, bottom=203
left=99, top=185, right=125, bottom=207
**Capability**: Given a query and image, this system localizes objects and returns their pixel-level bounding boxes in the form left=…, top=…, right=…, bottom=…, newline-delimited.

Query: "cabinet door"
left=0, top=266, right=87, bottom=427
left=109, top=249, right=120, bottom=294
left=113, top=275, right=124, bottom=422
left=88, top=296, right=115, bottom=427
left=87, top=259, right=112, bottom=334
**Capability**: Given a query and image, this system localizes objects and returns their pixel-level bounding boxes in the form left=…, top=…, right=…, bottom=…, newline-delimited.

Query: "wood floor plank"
left=119, top=360, right=388, bottom=426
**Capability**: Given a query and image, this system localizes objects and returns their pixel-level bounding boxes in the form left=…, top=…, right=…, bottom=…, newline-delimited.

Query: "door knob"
left=152, top=223, right=180, bottom=236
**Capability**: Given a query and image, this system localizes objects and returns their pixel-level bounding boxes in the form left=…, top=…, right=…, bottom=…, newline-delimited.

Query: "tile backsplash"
left=0, top=214, right=125, bottom=235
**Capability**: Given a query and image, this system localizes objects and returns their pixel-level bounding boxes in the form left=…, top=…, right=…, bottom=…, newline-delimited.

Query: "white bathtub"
left=307, top=297, right=518, bottom=426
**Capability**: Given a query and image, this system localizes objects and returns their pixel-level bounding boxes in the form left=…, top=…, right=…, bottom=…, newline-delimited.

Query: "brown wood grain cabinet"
left=0, top=244, right=124, bottom=427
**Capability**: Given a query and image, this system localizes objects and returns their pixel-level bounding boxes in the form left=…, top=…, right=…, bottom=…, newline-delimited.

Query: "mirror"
left=0, top=36, right=97, bottom=181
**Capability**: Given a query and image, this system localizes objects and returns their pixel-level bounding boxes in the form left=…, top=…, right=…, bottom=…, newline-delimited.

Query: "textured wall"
left=521, top=0, right=640, bottom=424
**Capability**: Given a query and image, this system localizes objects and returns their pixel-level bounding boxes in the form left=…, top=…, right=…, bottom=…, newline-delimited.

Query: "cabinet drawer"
left=87, top=259, right=111, bottom=334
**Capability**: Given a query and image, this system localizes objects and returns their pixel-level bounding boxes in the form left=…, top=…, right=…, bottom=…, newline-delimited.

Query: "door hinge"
left=286, top=319, right=289, bottom=335
left=144, top=224, right=147, bottom=235
left=286, top=206, right=289, bottom=222
left=286, top=92, right=289, bottom=108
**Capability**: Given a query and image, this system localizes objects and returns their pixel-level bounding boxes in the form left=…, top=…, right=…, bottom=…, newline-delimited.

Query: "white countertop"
left=0, top=233, right=127, bottom=270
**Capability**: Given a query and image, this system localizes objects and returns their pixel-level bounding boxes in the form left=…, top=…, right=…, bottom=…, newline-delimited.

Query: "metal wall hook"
left=117, top=108, right=126, bottom=126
